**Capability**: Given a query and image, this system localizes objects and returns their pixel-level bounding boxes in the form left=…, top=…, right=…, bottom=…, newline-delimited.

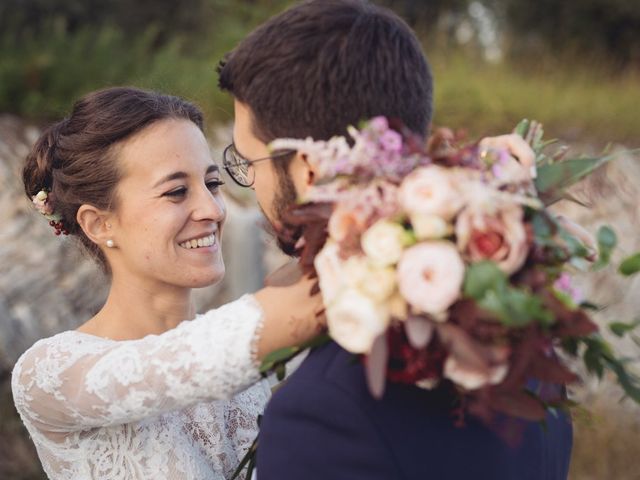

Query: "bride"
left=11, top=86, right=324, bottom=479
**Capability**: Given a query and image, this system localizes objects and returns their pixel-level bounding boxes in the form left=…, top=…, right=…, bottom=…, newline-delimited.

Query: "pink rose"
left=397, top=241, right=465, bottom=315
left=399, top=166, right=464, bottom=221
left=456, top=203, right=529, bottom=275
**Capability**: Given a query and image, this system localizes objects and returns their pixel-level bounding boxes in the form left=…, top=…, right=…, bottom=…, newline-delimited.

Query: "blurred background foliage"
left=0, top=0, right=639, bottom=144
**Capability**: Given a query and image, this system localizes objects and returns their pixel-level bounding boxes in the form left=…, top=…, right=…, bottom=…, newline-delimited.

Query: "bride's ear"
left=76, top=205, right=114, bottom=247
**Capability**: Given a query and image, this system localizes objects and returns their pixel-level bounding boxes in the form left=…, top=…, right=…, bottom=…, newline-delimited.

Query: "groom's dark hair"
left=218, top=0, right=433, bottom=143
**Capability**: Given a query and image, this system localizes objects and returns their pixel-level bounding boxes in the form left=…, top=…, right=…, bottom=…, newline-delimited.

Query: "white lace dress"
left=11, top=294, right=270, bottom=480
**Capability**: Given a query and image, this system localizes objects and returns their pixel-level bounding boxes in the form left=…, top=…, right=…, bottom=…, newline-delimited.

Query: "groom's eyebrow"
left=153, top=165, right=219, bottom=188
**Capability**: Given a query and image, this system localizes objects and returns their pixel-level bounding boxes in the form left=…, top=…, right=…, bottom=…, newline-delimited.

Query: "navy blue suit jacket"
left=257, top=340, right=573, bottom=480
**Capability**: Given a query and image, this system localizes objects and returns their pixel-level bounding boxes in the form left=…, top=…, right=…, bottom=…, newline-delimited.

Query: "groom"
left=218, top=1, right=572, bottom=478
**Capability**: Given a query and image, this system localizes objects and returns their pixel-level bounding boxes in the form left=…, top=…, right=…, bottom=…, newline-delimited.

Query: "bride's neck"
left=81, top=274, right=195, bottom=341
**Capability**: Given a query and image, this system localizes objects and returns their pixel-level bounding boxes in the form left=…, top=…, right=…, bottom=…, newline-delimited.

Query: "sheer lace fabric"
left=11, top=295, right=269, bottom=480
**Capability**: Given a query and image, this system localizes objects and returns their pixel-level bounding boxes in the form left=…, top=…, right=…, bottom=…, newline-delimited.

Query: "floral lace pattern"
left=11, top=295, right=269, bottom=479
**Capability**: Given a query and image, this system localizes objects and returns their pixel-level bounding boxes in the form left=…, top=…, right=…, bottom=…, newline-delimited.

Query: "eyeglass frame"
left=222, top=143, right=296, bottom=187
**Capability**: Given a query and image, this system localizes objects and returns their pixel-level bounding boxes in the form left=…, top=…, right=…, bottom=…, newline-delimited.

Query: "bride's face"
left=107, top=118, right=226, bottom=289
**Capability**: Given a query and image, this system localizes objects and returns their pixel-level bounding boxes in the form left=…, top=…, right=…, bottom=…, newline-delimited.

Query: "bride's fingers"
left=555, top=215, right=598, bottom=261
left=479, top=134, right=536, bottom=178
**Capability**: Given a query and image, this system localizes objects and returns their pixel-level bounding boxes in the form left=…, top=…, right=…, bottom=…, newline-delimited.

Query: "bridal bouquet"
left=268, top=117, right=640, bottom=422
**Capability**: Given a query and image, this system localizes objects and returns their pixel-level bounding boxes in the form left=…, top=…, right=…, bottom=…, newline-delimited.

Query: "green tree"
left=494, top=0, right=640, bottom=68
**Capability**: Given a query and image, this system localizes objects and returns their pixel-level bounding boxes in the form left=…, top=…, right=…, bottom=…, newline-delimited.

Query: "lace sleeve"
left=11, top=295, right=264, bottom=434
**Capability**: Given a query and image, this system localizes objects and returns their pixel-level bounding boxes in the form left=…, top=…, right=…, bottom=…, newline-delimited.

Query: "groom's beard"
left=261, top=169, right=300, bottom=257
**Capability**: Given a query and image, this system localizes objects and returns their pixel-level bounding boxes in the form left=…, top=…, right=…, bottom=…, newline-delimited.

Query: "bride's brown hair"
left=23, top=86, right=204, bottom=272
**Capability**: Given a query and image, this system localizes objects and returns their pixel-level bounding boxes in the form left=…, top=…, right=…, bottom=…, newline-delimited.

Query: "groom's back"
left=257, top=341, right=572, bottom=480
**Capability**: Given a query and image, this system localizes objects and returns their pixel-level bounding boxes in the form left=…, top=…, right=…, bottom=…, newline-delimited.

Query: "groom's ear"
left=288, top=152, right=316, bottom=195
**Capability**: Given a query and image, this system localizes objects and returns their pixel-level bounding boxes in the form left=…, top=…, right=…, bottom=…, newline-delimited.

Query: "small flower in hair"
left=32, top=189, right=68, bottom=235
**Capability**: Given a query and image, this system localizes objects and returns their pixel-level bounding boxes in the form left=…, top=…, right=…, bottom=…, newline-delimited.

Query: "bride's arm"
left=11, top=277, right=323, bottom=434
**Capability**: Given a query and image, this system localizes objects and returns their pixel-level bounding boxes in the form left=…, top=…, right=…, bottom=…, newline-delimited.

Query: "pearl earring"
left=106, top=239, right=115, bottom=248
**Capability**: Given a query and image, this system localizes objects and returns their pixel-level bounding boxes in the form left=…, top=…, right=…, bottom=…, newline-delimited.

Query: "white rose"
left=314, top=240, right=344, bottom=306
left=359, top=265, right=397, bottom=302
left=410, top=213, right=451, bottom=240
left=388, top=292, right=409, bottom=320
left=326, top=289, right=390, bottom=354
left=361, top=220, right=406, bottom=267
left=342, top=255, right=370, bottom=285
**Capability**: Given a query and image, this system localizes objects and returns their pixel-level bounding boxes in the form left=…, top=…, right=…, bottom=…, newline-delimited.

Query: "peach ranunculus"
left=455, top=200, right=529, bottom=275
left=326, top=288, right=390, bottom=354
left=328, top=205, right=368, bottom=242
left=360, top=219, right=407, bottom=267
left=399, top=165, right=465, bottom=221
left=397, top=241, right=465, bottom=316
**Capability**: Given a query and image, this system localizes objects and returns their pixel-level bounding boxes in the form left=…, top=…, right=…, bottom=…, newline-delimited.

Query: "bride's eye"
left=206, top=180, right=225, bottom=193
left=164, top=187, right=187, bottom=198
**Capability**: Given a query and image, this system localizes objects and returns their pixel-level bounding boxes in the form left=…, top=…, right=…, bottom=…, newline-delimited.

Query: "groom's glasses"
left=223, top=143, right=295, bottom=188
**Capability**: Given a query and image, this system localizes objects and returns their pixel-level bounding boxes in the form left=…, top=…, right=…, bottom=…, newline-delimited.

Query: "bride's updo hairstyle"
left=23, top=86, right=204, bottom=272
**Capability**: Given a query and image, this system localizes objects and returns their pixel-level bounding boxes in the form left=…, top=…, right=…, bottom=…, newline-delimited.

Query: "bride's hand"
left=254, top=261, right=326, bottom=359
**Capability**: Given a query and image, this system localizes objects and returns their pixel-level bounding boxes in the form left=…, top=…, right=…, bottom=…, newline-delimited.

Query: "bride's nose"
left=191, top=186, right=226, bottom=223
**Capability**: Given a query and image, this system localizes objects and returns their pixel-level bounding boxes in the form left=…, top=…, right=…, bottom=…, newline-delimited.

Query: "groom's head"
left=218, top=0, right=433, bottom=252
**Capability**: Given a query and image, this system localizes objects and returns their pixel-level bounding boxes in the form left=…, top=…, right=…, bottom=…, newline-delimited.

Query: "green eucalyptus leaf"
left=579, top=301, right=601, bottom=311
left=531, top=211, right=553, bottom=240
left=609, top=320, right=640, bottom=337
left=476, top=284, right=553, bottom=328
left=259, top=346, right=299, bottom=374
left=583, top=342, right=605, bottom=379
left=514, top=118, right=530, bottom=138
left=619, top=253, right=640, bottom=276
left=598, top=226, right=617, bottom=249
left=593, top=226, right=617, bottom=270
left=463, top=261, right=507, bottom=300
left=602, top=356, right=640, bottom=404
left=561, top=337, right=580, bottom=357
left=536, top=155, right=618, bottom=205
